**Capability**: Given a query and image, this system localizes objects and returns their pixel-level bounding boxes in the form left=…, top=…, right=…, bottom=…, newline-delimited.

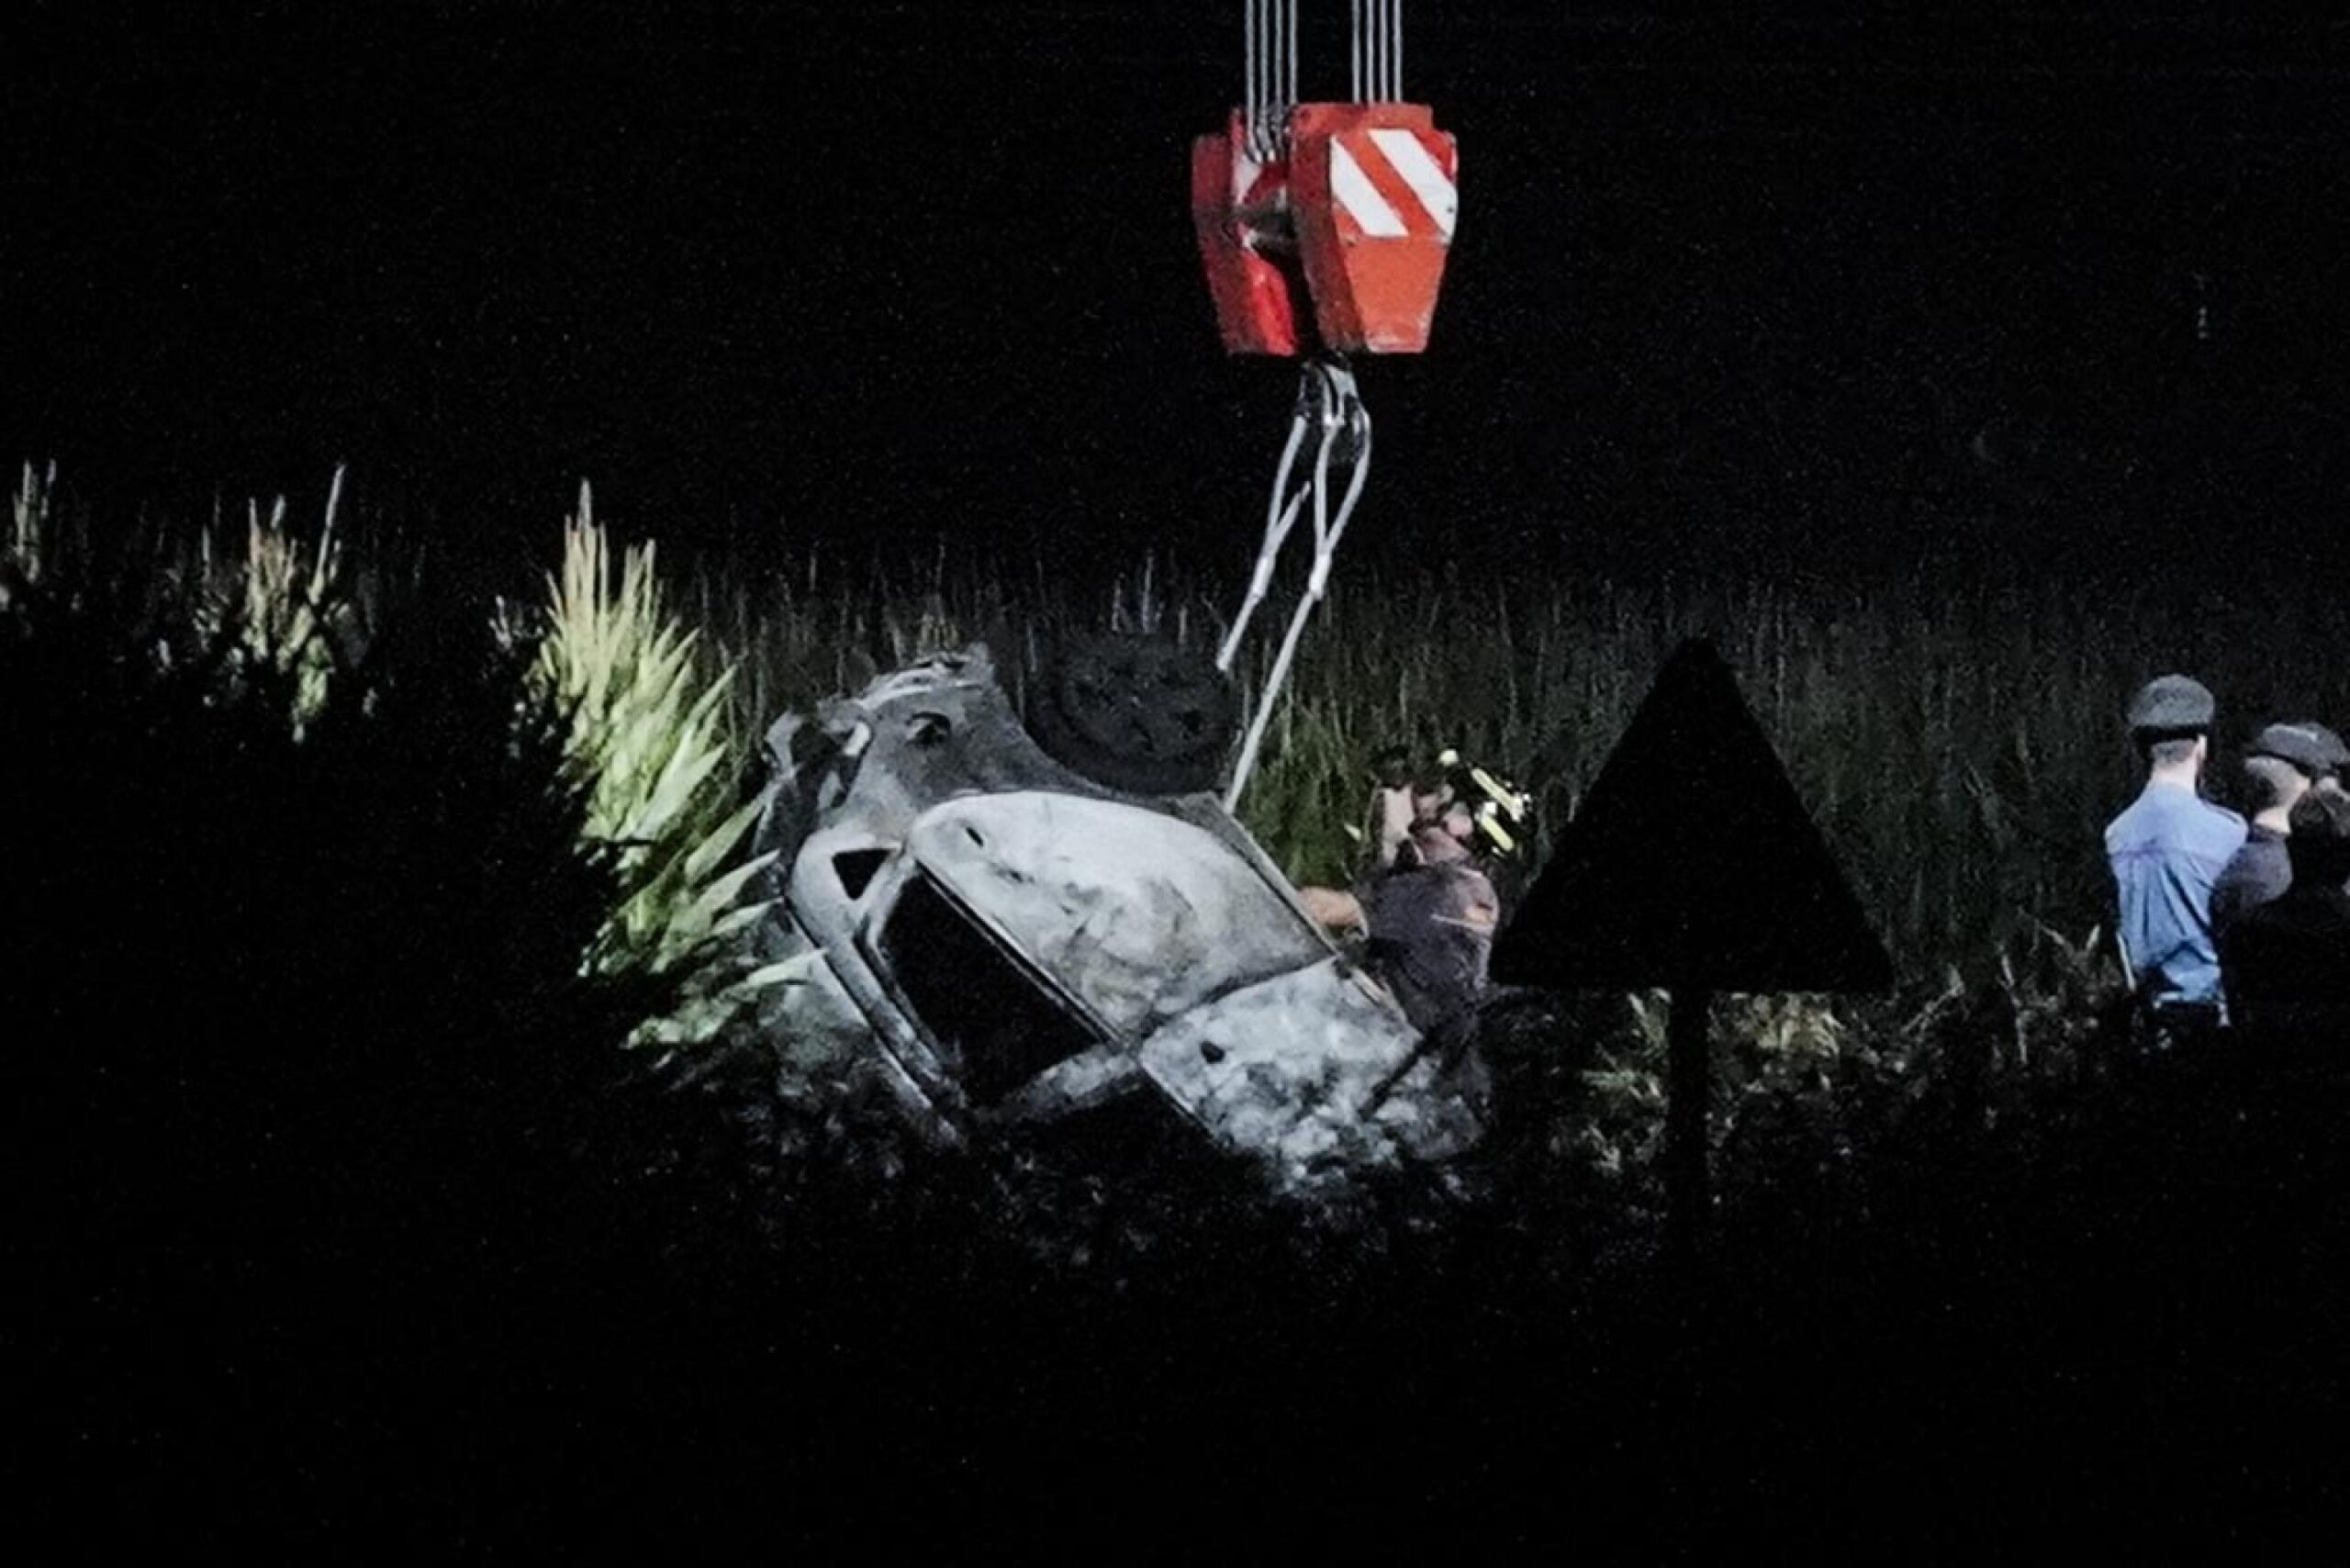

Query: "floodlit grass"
left=530, top=487, right=778, bottom=1030
left=6, top=469, right=777, bottom=1035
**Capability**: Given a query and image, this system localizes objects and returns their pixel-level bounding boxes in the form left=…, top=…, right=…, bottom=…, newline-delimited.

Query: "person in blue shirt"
left=2104, top=674, right=2247, bottom=1031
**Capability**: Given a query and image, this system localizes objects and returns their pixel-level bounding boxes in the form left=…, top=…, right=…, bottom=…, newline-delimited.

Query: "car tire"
left=1025, top=630, right=1239, bottom=795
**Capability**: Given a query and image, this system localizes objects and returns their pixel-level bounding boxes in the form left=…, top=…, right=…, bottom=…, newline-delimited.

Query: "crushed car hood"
left=1134, top=961, right=1484, bottom=1190
left=905, top=790, right=1482, bottom=1191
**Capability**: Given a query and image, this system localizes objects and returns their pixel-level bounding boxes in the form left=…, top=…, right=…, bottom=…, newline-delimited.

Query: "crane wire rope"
left=1353, top=0, right=1404, bottom=102
left=1244, top=0, right=1300, bottom=161
left=1221, top=363, right=1371, bottom=812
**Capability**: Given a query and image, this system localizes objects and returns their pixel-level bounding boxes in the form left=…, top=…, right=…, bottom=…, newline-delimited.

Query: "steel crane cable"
left=1350, top=0, right=1360, bottom=100
left=1245, top=0, right=1258, bottom=154
left=1223, top=361, right=1373, bottom=812
left=1244, top=0, right=1299, bottom=161
left=1217, top=377, right=1318, bottom=676
left=1388, top=0, right=1404, bottom=101
left=1352, top=0, right=1404, bottom=102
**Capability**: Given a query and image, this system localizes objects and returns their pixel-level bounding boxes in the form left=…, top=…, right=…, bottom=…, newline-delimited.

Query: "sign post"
left=1662, top=982, right=1715, bottom=1267
left=1493, top=638, right=1894, bottom=1264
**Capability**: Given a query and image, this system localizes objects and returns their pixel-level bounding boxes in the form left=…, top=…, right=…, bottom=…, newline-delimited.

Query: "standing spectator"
left=2299, top=722, right=2350, bottom=810
left=2296, top=721, right=2349, bottom=784
left=2210, top=722, right=2335, bottom=936
left=2104, top=675, right=2245, bottom=1036
left=2221, top=788, right=2350, bottom=1039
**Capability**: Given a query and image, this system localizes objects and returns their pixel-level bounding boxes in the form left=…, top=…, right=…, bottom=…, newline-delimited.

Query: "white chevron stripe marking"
left=1329, top=139, right=1409, bottom=238
left=1367, top=128, right=1457, bottom=238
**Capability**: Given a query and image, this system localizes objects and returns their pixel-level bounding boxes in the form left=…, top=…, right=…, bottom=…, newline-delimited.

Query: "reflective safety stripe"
left=1474, top=803, right=1517, bottom=854
left=1469, top=765, right=1526, bottom=819
left=1329, top=139, right=1410, bottom=237
left=1367, top=127, right=1458, bottom=239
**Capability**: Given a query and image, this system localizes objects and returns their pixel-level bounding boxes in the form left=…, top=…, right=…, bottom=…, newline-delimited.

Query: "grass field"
left=21, top=459, right=2345, bottom=989
left=13, top=464, right=2349, bottom=1549
left=686, top=521, right=2350, bottom=981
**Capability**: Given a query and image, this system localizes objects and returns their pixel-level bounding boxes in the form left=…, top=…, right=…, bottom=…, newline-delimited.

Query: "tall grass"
left=528, top=486, right=782, bottom=1047
left=6, top=467, right=778, bottom=1039
left=18, top=458, right=2338, bottom=991
left=689, top=545, right=2350, bottom=980
left=5, top=460, right=53, bottom=607
left=202, top=470, right=356, bottom=734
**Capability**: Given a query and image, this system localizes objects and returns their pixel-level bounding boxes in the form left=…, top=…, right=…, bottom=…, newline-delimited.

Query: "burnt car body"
left=744, top=644, right=1485, bottom=1195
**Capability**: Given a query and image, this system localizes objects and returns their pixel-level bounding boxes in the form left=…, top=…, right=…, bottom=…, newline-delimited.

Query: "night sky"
left=6, top=5, right=2347, bottom=574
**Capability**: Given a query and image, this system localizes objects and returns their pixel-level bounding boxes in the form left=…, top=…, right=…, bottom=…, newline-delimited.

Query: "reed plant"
left=5, top=461, right=53, bottom=609
left=530, top=485, right=774, bottom=1008
left=193, top=468, right=359, bottom=735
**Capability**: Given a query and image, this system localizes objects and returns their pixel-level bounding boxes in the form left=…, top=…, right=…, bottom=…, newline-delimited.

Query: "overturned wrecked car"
left=745, top=642, right=1486, bottom=1196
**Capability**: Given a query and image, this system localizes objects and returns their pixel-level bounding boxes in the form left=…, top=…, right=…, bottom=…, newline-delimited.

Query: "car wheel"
left=1026, top=630, right=1238, bottom=795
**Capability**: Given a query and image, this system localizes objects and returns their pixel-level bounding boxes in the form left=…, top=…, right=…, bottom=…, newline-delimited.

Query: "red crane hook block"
left=1192, top=104, right=1458, bottom=357
left=1191, top=110, right=1304, bottom=356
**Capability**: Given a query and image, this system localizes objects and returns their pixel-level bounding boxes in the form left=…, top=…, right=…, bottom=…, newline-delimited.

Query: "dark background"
left=6, top=4, right=2347, bottom=577
left=9, top=10, right=2350, bottom=1550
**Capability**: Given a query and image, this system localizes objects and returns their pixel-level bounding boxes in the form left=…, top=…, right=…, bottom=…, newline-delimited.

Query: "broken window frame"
left=856, top=860, right=1129, bottom=1109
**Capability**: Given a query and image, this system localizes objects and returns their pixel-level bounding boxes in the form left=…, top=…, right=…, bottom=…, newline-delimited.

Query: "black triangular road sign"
left=1492, top=638, right=1895, bottom=993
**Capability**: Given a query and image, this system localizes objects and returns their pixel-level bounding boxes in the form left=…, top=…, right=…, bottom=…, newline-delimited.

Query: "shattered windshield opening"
left=878, top=870, right=1102, bottom=1104
left=906, top=793, right=1332, bottom=1037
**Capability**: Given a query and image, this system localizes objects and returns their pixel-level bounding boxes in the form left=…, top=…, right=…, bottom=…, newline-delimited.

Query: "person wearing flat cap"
left=2221, top=786, right=2350, bottom=1041
left=2103, top=675, right=2246, bottom=1033
left=2298, top=721, right=2350, bottom=792
left=2210, top=722, right=2338, bottom=938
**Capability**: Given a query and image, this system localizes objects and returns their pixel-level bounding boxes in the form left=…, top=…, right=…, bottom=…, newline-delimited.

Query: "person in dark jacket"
left=2210, top=722, right=2336, bottom=937
left=1303, top=749, right=1512, bottom=1036
left=1360, top=809, right=1503, bottom=1036
left=2221, top=787, right=2350, bottom=1041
